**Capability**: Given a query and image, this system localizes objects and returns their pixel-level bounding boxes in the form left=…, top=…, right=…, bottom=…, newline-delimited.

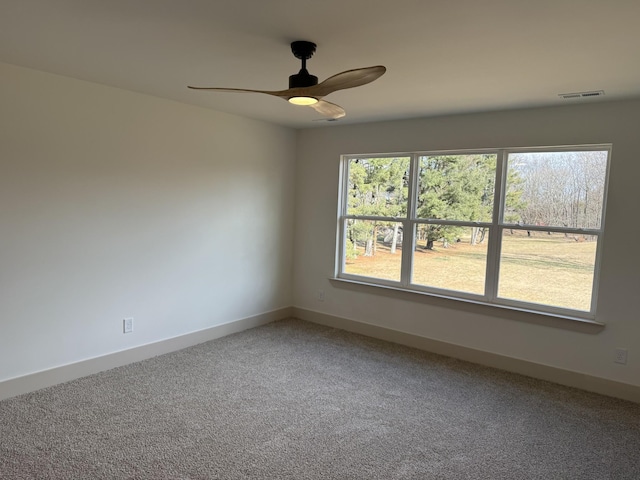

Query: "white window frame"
left=335, top=145, right=611, bottom=322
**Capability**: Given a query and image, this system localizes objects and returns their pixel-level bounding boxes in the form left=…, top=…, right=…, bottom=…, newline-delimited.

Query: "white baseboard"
left=6, top=306, right=637, bottom=405
left=0, top=307, right=292, bottom=401
left=293, top=307, right=640, bottom=404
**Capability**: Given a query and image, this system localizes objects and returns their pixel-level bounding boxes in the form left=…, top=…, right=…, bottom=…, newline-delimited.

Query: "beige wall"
left=0, top=62, right=296, bottom=382
left=293, top=100, right=640, bottom=388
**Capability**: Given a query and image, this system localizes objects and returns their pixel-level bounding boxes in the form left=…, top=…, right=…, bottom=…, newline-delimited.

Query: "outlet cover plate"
left=614, top=348, right=628, bottom=365
left=123, top=317, right=134, bottom=334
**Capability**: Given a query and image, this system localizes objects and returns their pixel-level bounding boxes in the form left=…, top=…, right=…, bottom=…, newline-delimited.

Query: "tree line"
left=346, top=151, right=607, bottom=257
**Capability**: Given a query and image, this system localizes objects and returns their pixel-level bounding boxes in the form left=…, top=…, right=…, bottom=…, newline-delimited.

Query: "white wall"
left=2, top=59, right=638, bottom=396
left=293, top=100, right=640, bottom=388
left=0, top=62, right=296, bottom=382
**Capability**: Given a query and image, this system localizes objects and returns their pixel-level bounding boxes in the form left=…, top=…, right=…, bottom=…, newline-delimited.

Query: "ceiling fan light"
left=288, top=96, right=318, bottom=106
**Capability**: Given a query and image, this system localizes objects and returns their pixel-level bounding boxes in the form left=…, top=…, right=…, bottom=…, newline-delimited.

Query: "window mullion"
left=400, top=154, right=419, bottom=286
left=484, top=149, right=506, bottom=301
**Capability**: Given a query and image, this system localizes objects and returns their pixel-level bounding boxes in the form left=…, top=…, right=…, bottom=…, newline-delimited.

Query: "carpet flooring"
left=1, top=318, right=639, bottom=479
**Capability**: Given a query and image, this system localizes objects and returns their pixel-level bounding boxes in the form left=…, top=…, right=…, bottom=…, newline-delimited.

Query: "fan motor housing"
left=289, top=70, right=318, bottom=89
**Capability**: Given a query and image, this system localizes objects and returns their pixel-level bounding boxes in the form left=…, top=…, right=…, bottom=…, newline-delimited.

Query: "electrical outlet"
left=123, top=317, right=134, bottom=334
left=614, top=347, right=628, bottom=365
left=316, top=290, right=325, bottom=302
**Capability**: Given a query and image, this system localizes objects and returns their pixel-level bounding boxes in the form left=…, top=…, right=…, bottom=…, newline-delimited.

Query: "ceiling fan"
left=188, top=41, right=386, bottom=120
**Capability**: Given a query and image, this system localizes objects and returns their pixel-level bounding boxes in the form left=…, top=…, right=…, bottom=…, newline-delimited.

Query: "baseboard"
left=293, top=307, right=640, bottom=404
left=6, top=306, right=636, bottom=404
left=0, top=307, right=292, bottom=401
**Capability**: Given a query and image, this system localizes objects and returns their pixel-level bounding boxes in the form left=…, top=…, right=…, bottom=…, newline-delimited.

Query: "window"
left=336, top=146, right=611, bottom=320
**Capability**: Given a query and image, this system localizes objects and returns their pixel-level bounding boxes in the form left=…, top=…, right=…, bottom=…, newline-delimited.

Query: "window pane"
left=344, top=220, right=403, bottom=282
left=347, top=157, right=410, bottom=217
left=417, top=154, right=497, bottom=221
left=412, top=225, right=489, bottom=295
left=498, top=230, right=597, bottom=311
left=505, top=150, right=608, bottom=229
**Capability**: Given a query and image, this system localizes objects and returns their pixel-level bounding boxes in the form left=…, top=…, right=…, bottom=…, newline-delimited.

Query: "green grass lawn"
left=345, top=231, right=597, bottom=311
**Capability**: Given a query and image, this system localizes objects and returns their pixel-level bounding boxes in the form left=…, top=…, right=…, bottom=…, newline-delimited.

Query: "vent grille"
left=559, top=90, right=605, bottom=99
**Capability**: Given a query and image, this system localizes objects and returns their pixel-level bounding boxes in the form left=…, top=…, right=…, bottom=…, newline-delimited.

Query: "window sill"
left=329, top=277, right=605, bottom=332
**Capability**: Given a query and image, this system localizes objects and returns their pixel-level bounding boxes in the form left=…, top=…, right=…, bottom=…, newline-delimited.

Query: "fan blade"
left=187, top=86, right=291, bottom=99
left=309, top=100, right=346, bottom=120
left=307, top=66, right=386, bottom=97
left=188, top=65, right=385, bottom=102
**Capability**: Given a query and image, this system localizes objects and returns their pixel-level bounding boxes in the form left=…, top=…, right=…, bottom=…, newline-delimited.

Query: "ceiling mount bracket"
left=290, top=41, right=316, bottom=61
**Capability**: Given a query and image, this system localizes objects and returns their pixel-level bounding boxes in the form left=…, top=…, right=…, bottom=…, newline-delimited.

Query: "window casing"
left=336, top=146, right=611, bottom=321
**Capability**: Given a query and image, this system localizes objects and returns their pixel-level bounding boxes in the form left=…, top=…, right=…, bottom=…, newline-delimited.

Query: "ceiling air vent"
left=559, top=90, right=605, bottom=99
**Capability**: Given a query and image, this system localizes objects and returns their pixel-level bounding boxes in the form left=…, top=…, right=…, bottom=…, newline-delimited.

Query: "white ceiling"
left=2, top=0, right=639, bottom=128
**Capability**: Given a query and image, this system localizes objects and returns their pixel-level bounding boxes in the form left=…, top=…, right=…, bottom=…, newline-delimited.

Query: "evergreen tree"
left=347, top=157, right=409, bottom=256
left=416, top=154, right=495, bottom=249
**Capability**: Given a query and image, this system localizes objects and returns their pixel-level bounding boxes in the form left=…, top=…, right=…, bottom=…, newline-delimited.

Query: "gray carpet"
left=1, top=319, right=639, bottom=479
